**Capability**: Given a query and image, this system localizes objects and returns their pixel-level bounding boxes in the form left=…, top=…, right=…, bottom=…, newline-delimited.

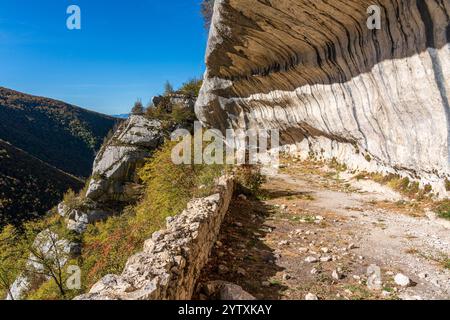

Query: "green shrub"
left=146, top=104, right=196, bottom=132
left=0, top=225, right=26, bottom=299
left=81, top=209, right=139, bottom=289
left=179, top=79, right=203, bottom=97
left=434, top=200, right=450, bottom=220
left=234, top=165, right=266, bottom=196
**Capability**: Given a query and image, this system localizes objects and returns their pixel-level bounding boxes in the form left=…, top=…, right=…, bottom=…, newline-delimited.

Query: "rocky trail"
left=196, top=161, right=450, bottom=300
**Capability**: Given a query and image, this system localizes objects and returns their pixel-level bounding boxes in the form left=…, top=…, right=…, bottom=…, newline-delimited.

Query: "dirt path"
left=196, top=161, right=450, bottom=300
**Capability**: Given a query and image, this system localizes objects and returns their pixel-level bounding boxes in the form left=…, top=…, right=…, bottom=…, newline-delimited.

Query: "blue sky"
left=0, top=0, right=208, bottom=115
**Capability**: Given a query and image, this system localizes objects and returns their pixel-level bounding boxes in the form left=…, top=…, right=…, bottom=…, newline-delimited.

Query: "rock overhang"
left=196, top=0, right=450, bottom=194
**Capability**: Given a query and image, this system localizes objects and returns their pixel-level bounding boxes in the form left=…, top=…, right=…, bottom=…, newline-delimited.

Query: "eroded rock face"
left=85, top=115, right=163, bottom=203
left=196, top=0, right=450, bottom=195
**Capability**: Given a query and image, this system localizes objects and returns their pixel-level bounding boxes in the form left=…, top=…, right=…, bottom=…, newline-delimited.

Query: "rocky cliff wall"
left=196, top=0, right=450, bottom=195
left=75, top=177, right=234, bottom=300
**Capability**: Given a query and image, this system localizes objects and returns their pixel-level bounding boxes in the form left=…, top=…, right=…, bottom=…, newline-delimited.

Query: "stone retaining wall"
left=75, top=176, right=234, bottom=300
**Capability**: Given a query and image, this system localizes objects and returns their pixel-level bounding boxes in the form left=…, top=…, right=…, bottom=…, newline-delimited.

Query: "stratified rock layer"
left=196, top=0, right=450, bottom=195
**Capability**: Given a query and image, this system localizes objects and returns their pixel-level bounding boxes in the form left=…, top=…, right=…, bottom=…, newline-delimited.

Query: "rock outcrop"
left=75, top=177, right=234, bottom=300
left=57, top=200, right=110, bottom=234
left=152, top=93, right=196, bottom=110
left=86, top=115, right=163, bottom=203
left=196, top=0, right=450, bottom=195
left=56, top=115, right=164, bottom=233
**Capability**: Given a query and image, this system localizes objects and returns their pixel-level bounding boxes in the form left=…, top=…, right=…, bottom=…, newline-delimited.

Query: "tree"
left=131, top=100, right=144, bottom=115
left=164, top=81, right=174, bottom=96
left=21, top=224, right=71, bottom=298
left=0, top=225, right=24, bottom=300
left=179, top=78, right=203, bottom=97
left=201, top=0, right=215, bottom=29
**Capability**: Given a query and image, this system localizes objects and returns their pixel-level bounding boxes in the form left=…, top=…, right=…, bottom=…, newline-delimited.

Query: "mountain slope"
left=0, top=87, right=119, bottom=177
left=0, top=139, right=84, bottom=226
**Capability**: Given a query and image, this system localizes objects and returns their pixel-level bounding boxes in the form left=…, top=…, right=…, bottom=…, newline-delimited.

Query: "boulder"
left=202, top=281, right=256, bottom=300
left=57, top=199, right=111, bottom=234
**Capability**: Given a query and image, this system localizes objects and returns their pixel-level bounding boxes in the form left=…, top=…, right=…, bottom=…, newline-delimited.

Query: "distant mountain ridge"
left=0, top=87, right=119, bottom=226
left=112, top=113, right=129, bottom=119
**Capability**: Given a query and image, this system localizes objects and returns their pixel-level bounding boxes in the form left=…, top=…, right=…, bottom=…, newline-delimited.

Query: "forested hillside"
left=0, top=87, right=118, bottom=177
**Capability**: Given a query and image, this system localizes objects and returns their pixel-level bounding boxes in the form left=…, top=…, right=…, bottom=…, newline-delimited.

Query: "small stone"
left=262, top=281, right=271, bottom=287
left=332, top=270, right=343, bottom=280
left=320, top=256, right=332, bottom=262
left=305, top=293, right=319, bottom=300
left=279, top=240, right=290, bottom=246
left=382, top=290, right=391, bottom=297
left=418, top=272, right=428, bottom=279
left=394, top=274, right=411, bottom=287
left=218, top=265, right=229, bottom=274
left=353, top=275, right=361, bottom=280
left=237, top=268, right=247, bottom=276
left=238, top=194, right=247, bottom=201
left=298, top=247, right=309, bottom=253
left=282, top=274, right=291, bottom=281
left=216, top=241, right=223, bottom=247
left=315, top=215, right=324, bottom=221
left=310, top=268, right=319, bottom=275
left=320, top=247, right=329, bottom=253
left=305, top=256, right=318, bottom=263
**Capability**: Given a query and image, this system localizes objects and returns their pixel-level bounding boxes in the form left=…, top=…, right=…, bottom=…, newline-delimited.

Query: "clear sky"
left=0, top=0, right=208, bottom=115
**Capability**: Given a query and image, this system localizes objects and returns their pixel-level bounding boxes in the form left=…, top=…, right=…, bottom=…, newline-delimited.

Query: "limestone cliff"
left=58, top=115, right=163, bottom=233
left=86, top=115, right=163, bottom=203
left=196, top=0, right=450, bottom=195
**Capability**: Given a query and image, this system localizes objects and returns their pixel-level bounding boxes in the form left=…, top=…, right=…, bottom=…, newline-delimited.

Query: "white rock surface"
left=86, top=115, right=163, bottom=203
left=305, top=293, right=319, bottom=300
left=394, top=274, right=412, bottom=287
left=196, top=0, right=450, bottom=195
